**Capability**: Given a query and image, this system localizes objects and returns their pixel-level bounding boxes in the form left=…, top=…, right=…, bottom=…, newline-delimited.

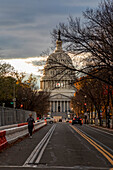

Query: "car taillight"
left=73, top=118, right=75, bottom=120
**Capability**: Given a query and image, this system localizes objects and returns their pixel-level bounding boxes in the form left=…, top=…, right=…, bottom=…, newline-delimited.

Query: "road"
left=0, top=123, right=113, bottom=170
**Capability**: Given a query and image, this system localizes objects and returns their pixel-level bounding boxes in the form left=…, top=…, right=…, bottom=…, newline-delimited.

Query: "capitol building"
left=40, top=31, right=75, bottom=120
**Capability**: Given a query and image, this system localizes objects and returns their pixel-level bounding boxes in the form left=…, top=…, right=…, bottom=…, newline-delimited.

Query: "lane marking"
left=23, top=124, right=56, bottom=166
left=85, top=125, right=113, bottom=136
left=0, top=165, right=110, bottom=169
left=35, top=124, right=56, bottom=164
left=76, top=127, right=113, bottom=154
left=73, top=126, right=113, bottom=159
left=71, top=125, right=113, bottom=165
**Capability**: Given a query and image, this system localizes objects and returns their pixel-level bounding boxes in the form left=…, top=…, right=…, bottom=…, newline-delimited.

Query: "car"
left=43, top=117, right=55, bottom=124
left=59, top=119, right=62, bottom=122
left=72, top=117, right=82, bottom=125
left=66, top=118, right=72, bottom=123
left=46, top=117, right=54, bottom=124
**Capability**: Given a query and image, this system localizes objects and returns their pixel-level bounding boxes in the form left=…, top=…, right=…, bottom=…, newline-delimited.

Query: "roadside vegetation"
left=0, top=62, right=50, bottom=117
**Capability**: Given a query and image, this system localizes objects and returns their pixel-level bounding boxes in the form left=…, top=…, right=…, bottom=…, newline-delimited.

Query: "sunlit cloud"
left=0, top=57, right=47, bottom=76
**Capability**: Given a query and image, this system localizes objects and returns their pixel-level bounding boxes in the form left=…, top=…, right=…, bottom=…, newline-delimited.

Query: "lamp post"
left=13, top=81, right=16, bottom=109
left=84, top=95, right=87, bottom=124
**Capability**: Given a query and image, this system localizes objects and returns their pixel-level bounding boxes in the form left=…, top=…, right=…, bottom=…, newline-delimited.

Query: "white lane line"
left=85, top=125, right=113, bottom=136
left=76, top=126, right=113, bottom=154
left=35, top=124, right=56, bottom=164
left=23, top=124, right=56, bottom=166
left=84, top=125, right=113, bottom=140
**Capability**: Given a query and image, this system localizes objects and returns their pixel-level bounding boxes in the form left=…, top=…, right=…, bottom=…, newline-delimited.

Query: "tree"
left=34, top=91, right=50, bottom=116
left=0, top=76, right=16, bottom=107
left=0, top=63, right=50, bottom=116
left=0, top=62, right=16, bottom=107
left=0, top=62, right=15, bottom=77
left=51, top=0, right=113, bottom=86
left=15, top=73, right=50, bottom=116
left=71, top=75, right=111, bottom=125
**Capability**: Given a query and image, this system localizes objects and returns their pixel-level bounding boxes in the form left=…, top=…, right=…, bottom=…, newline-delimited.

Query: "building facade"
left=40, top=32, right=75, bottom=120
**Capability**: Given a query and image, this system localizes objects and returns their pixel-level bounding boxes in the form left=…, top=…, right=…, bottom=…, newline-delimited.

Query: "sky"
left=0, top=0, right=101, bottom=77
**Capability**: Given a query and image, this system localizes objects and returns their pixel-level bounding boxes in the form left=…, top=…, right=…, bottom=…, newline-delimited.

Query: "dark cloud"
left=0, top=0, right=101, bottom=59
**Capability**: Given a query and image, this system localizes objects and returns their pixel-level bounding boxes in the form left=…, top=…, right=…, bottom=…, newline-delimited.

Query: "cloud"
left=1, top=57, right=45, bottom=76
left=0, top=0, right=101, bottom=59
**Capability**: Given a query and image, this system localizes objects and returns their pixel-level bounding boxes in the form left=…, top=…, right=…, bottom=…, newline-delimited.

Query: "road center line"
left=76, top=126, right=113, bottom=154
left=70, top=125, right=113, bottom=165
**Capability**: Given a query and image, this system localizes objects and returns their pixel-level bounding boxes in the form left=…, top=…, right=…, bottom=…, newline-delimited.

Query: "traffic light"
left=84, top=103, right=87, bottom=113
left=20, top=104, right=23, bottom=108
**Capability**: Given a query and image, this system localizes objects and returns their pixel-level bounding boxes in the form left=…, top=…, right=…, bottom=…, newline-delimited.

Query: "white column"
left=67, top=101, right=69, bottom=112
left=66, top=101, right=68, bottom=112
left=56, top=101, right=58, bottom=112
left=68, top=101, right=70, bottom=111
left=64, top=101, right=65, bottom=113
left=50, top=101, right=51, bottom=112
left=60, top=101, right=61, bottom=112
left=62, top=101, right=64, bottom=112
left=53, top=101, right=55, bottom=112
left=56, top=101, right=58, bottom=113
left=66, top=101, right=67, bottom=112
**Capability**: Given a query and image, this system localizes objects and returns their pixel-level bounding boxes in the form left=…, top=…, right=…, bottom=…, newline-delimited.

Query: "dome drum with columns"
left=40, top=31, right=75, bottom=120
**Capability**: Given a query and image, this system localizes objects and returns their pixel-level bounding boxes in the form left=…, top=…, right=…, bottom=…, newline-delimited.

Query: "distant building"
left=40, top=31, right=75, bottom=121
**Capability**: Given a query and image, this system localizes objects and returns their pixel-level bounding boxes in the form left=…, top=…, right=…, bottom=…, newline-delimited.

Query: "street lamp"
left=84, top=95, right=87, bottom=124
left=13, top=81, right=16, bottom=109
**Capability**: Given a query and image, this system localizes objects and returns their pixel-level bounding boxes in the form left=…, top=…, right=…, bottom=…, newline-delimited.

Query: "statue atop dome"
left=55, top=29, right=62, bottom=52
left=58, top=30, right=61, bottom=41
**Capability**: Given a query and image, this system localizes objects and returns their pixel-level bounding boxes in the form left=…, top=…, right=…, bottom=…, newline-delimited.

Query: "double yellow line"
left=70, top=125, right=113, bottom=166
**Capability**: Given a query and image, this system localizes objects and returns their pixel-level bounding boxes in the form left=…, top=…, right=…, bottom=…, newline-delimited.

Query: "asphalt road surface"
left=0, top=123, right=113, bottom=170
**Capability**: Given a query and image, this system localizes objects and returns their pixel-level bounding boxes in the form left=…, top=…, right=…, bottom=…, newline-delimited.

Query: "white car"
left=46, top=117, right=55, bottom=124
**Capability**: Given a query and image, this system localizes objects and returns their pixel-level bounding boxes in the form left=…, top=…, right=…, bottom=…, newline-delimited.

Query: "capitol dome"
left=40, top=31, right=75, bottom=89
left=40, top=30, right=75, bottom=120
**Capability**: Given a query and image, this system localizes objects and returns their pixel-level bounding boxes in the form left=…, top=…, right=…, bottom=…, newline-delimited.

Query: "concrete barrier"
left=0, top=131, right=7, bottom=150
left=0, top=124, right=18, bottom=131
left=0, top=121, right=46, bottom=150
